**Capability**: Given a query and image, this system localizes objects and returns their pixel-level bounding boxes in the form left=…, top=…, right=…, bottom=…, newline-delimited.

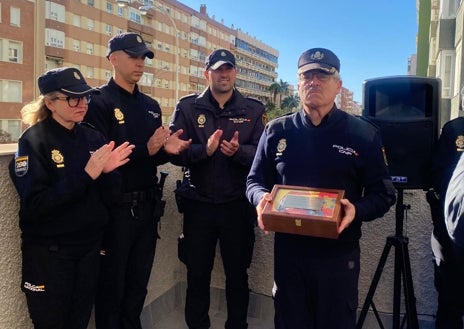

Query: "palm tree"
left=268, top=79, right=290, bottom=107
left=268, top=81, right=282, bottom=105
left=279, top=80, right=290, bottom=98
left=281, top=94, right=300, bottom=111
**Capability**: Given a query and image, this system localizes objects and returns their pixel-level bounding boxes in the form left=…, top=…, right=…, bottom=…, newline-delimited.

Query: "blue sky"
left=180, top=0, right=418, bottom=104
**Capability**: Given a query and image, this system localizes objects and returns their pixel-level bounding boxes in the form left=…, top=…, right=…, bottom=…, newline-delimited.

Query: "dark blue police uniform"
left=9, top=116, right=120, bottom=329
left=170, top=88, right=265, bottom=329
left=246, top=107, right=396, bottom=329
left=85, top=78, right=168, bottom=329
left=429, top=117, right=464, bottom=329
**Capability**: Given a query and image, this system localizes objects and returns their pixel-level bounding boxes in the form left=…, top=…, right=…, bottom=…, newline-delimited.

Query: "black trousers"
left=434, top=259, right=464, bottom=329
left=95, top=200, right=158, bottom=329
left=181, top=199, right=255, bottom=329
left=21, top=240, right=101, bottom=329
left=274, top=234, right=360, bottom=329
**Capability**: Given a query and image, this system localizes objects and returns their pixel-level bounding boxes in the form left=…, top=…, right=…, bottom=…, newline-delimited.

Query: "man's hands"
left=207, top=129, right=240, bottom=157
left=255, top=194, right=355, bottom=235
left=148, top=126, right=191, bottom=156
left=164, top=129, right=192, bottom=155
left=338, top=198, right=356, bottom=234
left=85, top=141, right=135, bottom=180
left=147, top=126, right=171, bottom=156
left=256, top=193, right=273, bottom=233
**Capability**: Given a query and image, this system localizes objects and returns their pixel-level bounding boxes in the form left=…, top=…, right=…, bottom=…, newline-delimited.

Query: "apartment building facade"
left=416, top=0, right=464, bottom=127
left=0, top=0, right=279, bottom=141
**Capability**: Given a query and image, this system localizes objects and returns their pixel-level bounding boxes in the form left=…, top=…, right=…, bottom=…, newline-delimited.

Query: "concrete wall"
left=0, top=151, right=437, bottom=328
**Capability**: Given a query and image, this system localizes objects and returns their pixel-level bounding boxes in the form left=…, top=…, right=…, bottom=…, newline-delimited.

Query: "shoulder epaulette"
left=245, top=96, right=263, bottom=105
left=179, top=93, right=198, bottom=101
left=356, top=115, right=380, bottom=130
left=79, top=121, right=97, bottom=130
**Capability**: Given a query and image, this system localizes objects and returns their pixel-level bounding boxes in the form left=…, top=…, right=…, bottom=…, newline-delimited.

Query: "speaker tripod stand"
left=356, top=188, right=419, bottom=329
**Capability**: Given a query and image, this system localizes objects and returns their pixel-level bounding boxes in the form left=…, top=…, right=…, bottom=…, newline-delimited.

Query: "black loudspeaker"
left=362, top=76, right=440, bottom=190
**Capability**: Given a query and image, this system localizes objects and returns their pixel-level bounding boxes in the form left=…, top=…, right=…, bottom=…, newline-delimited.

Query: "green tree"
left=281, top=94, right=300, bottom=111
left=268, top=81, right=282, bottom=105
left=268, top=79, right=290, bottom=106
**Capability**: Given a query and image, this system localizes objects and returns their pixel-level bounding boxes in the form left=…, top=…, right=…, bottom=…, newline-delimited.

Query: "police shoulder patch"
left=14, top=156, right=29, bottom=177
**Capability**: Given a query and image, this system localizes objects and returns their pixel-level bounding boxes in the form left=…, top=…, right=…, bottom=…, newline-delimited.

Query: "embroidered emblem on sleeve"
left=14, top=156, right=29, bottom=177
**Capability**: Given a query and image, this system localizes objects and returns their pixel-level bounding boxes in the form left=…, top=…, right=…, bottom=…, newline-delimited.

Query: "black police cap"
left=38, top=67, right=101, bottom=97
left=205, top=49, right=236, bottom=70
left=298, top=48, right=340, bottom=75
left=107, top=32, right=154, bottom=59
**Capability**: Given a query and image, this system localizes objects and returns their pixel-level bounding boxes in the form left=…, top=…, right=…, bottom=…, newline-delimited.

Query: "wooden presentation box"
left=262, top=185, right=345, bottom=239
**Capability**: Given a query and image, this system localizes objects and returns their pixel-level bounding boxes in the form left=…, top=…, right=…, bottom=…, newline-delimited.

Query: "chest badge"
left=276, top=139, right=287, bottom=156
left=197, top=114, right=206, bottom=127
left=456, top=135, right=464, bottom=151
left=51, top=150, right=65, bottom=168
left=114, top=108, right=125, bottom=124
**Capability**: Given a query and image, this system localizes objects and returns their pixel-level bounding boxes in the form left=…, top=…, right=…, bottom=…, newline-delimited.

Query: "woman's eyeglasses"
left=53, top=95, right=91, bottom=107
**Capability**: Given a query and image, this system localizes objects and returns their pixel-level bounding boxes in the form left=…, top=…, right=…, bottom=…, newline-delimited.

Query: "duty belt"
left=121, top=189, right=157, bottom=203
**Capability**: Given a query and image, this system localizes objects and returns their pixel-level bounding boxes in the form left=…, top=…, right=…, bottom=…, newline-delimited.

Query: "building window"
left=105, top=24, right=112, bottom=35
left=87, top=0, right=95, bottom=6
left=87, top=19, right=94, bottom=31
left=73, top=39, right=80, bottom=52
left=10, top=7, right=20, bottom=27
left=105, top=70, right=112, bottom=79
left=45, top=29, right=65, bottom=48
left=8, top=41, right=22, bottom=63
left=117, top=7, right=124, bottom=17
left=128, top=9, right=141, bottom=23
left=86, top=67, right=94, bottom=78
left=440, top=0, right=458, bottom=18
left=86, top=43, right=94, bottom=55
left=0, top=119, right=21, bottom=143
left=0, top=80, right=22, bottom=102
left=437, top=50, right=455, bottom=98
left=73, top=15, right=81, bottom=27
left=46, top=2, right=65, bottom=22
left=106, top=2, right=113, bottom=14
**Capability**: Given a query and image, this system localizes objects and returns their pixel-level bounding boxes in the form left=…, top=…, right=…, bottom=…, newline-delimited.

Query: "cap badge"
left=310, top=51, right=324, bottom=61
left=136, top=35, right=143, bottom=44
left=221, top=51, right=227, bottom=57
left=51, top=149, right=65, bottom=168
left=73, top=71, right=81, bottom=80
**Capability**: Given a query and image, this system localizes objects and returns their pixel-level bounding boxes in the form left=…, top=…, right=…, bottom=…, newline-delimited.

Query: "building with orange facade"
left=0, top=0, right=279, bottom=141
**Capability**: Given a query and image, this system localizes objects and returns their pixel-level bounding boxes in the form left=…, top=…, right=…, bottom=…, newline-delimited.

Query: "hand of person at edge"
left=338, top=198, right=356, bottom=234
